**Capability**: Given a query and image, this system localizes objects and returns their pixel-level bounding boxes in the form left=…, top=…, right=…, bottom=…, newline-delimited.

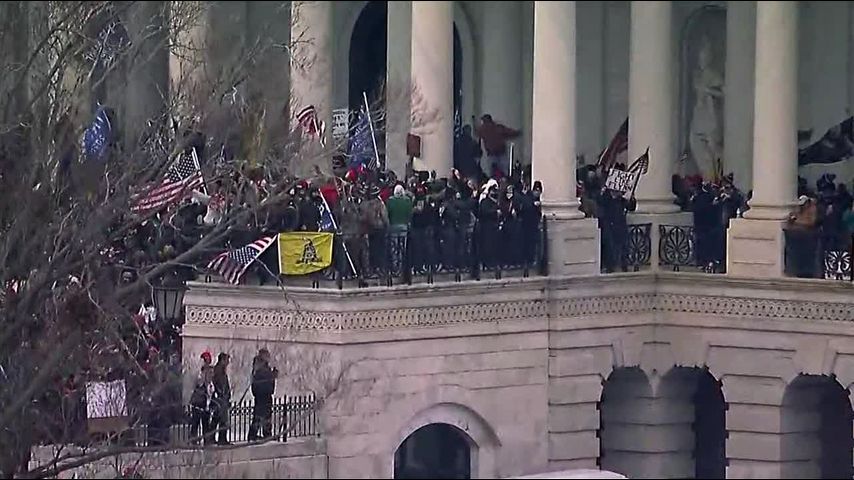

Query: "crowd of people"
left=787, top=173, right=854, bottom=277
left=28, top=108, right=854, bottom=453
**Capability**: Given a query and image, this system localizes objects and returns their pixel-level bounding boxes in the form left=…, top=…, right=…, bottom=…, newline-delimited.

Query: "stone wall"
left=182, top=273, right=854, bottom=479
left=31, top=438, right=327, bottom=479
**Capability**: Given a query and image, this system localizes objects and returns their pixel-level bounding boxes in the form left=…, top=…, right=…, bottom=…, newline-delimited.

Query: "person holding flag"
left=598, top=148, right=647, bottom=272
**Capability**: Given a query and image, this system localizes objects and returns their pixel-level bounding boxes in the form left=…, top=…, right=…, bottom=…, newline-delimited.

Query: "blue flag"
left=347, top=108, right=376, bottom=170
left=83, top=106, right=112, bottom=161
left=319, top=202, right=335, bottom=232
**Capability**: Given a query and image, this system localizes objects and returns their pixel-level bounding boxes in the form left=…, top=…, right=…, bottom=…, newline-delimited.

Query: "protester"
left=474, top=114, right=520, bottom=177
left=785, top=195, right=821, bottom=278
left=248, top=348, right=278, bottom=442
left=599, top=188, right=637, bottom=273
left=387, top=184, right=413, bottom=244
left=210, top=353, right=231, bottom=445
left=189, top=351, right=214, bottom=445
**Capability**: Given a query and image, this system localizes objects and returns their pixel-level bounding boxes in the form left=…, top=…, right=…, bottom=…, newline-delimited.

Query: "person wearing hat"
left=210, top=352, right=232, bottom=445
left=189, top=351, right=214, bottom=445
left=360, top=183, right=389, bottom=274
left=248, top=348, right=279, bottom=441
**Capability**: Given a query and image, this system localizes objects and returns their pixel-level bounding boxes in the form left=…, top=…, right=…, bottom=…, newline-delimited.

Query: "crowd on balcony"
left=786, top=173, right=854, bottom=278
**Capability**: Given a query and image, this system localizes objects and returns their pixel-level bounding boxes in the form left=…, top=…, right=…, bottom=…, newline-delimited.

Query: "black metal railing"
left=307, top=217, right=548, bottom=288
left=131, top=394, right=318, bottom=448
left=785, top=230, right=853, bottom=281
left=823, top=243, right=853, bottom=280
left=659, top=224, right=727, bottom=273
left=626, top=223, right=652, bottom=271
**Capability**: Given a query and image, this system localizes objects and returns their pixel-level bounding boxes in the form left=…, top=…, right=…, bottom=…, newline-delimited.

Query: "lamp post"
left=151, top=273, right=186, bottom=359
left=151, top=273, right=186, bottom=324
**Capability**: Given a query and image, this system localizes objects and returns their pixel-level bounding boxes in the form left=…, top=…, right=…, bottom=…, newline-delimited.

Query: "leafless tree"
left=0, top=1, right=423, bottom=477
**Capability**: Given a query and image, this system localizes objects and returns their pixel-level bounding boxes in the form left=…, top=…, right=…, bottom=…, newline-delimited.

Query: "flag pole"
left=190, top=148, right=208, bottom=196
left=362, top=91, right=382, bottom=170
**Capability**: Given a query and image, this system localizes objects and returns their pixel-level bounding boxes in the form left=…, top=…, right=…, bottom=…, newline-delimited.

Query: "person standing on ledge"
left=474, top=114, right=520, bottom=178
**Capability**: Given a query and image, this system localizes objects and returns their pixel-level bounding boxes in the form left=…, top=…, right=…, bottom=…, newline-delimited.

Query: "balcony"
left=207, top=218, right=549, bottom=288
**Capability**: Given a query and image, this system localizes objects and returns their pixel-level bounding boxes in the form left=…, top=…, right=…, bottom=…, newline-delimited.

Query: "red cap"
left=200, top=351, right=212, bottom=361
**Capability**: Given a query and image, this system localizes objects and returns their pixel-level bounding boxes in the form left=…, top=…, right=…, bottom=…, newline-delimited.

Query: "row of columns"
left=287, top=0, right=799, bottom=276
left=292, top=0, right=800, bottom=276
left=531, top=0, right=799, bottom=276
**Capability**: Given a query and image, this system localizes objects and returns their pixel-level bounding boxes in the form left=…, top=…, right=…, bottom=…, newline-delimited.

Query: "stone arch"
left=395, top=423, right=473, bottom=479
left=598, top=367, right=652, bottom=478
left=781, top=374, right=853, bottom=479
left=336, top=1, right=478, bottom=122
left=659, top=366, right=727, bottom=479
left=389, top=402, right=500, bottom=478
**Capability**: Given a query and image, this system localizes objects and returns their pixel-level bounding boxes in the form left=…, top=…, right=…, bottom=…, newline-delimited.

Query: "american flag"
left=83, top=106, right=112, bottom=161
left=207, top=236, right=277, bottom=284
left=598, top=118, right=629, bottom=170
left=348, top=107, right=376, bottom=170
left=296, top=105, right=326, bottom=146
left=131, top=149, right=204, bottom=215
left=627, top=147, right=650, bottom=175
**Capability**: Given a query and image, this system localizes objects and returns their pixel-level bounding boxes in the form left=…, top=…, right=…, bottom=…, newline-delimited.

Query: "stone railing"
left=184, top=272, right=854, bottom=337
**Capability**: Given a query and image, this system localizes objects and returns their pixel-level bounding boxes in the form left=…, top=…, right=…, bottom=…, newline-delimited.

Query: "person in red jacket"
left=474, top=114, right=520, bottom=178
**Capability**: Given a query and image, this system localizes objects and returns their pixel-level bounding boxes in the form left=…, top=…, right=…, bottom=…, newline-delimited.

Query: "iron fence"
left=785, top=230, right=853, bottom=281
left=625, top=223, right=652, bottom=271
left=310, top=217, right=548, bottom=288
left=131, top=394, right=318, bottom=448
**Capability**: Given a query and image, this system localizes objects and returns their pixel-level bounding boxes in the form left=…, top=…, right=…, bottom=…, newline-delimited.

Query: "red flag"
left=597, top=118, right=628, bottom=170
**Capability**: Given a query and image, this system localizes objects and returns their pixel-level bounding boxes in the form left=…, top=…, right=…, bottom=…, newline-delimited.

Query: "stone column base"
left=726, top=218, right=786, bottom=278
left=546, top=217, right=600, bottom=276
left=628, top=211, right=693, bottom=271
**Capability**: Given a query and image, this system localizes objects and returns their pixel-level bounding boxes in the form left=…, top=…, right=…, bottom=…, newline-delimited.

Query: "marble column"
left=124, top=1, right=169, bottom=148
left=385, top=1, right=412, bottom=178
left=628, top=1, right=678, bottom=214
left=723, top=0, right=756, bottom=192
left=290, top=1, right=333, bottom=175
left=727, top=1, right=798, bottom=277
left=411, top=1, right=453, bottom=176
left=247, top=1, right=291, bottom=147
left=745, top=1, right=798, bottom=220
left=531, top=1, right=599, bottom=275
left=480, top=1, right=523, bottom=155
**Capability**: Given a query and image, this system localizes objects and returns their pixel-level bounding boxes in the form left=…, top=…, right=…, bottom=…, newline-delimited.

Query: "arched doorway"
left=598, top=367, right=652, bottom=478
left=348, top=1, right=387, bottom=112
left=453, top=25, right=462, bottom=123
left=692, top=368, right=727, bottom=479
left=782, top=375, right=853, bottom=479
left=394, top=423, right=472, bottom=479
left=599, top=367, right=727, bottom=478
left=348, top=2, right=465, bottom=143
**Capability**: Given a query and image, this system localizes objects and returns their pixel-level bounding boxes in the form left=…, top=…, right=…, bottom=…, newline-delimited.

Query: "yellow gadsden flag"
left=278, top=232, right=334, bottom=275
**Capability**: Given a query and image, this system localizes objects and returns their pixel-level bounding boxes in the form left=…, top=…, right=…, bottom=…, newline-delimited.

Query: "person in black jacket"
left=519, top=181, right=543, bottom=266
left=478, top=186, right=501, bottom=269
left=248, top=348, right=279, bottom=441
left=690, top=182, right=721, bottom=269
left=210, top=353, right=231, bottom=445
left=599, top=188, right=637, bottom=272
